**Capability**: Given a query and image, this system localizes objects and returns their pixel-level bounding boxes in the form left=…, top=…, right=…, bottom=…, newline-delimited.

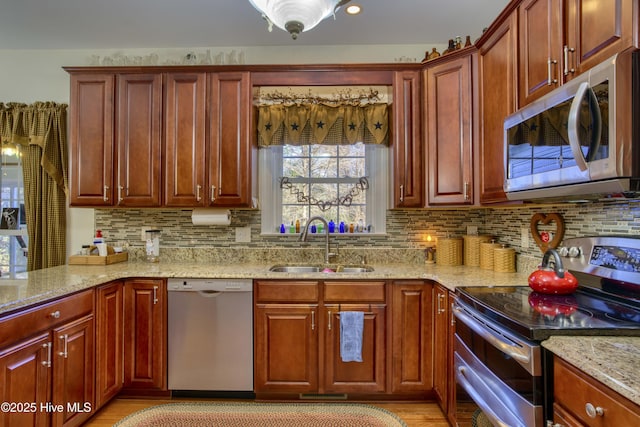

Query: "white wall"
left=0, top=43, right=441, bottom=257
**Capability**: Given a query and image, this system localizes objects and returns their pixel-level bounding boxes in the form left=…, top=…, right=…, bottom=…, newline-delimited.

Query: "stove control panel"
left=560, top=236, right=640, bottom=283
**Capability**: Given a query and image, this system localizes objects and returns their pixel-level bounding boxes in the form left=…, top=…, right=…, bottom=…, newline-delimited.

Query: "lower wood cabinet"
left=95, top=281, right=124, bottom=408
left=254, top=280, right=388, bottom=396
left=123, top=278, right=167, bottom=394
left=391, top=281, right=433, bottom=395
left=552, top=356, right=640, bottom=427
left=0, top=290, right=94, bottom=427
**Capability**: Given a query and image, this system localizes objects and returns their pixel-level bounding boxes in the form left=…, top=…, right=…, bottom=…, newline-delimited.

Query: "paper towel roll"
left=191, top=208, right=231, bottom=226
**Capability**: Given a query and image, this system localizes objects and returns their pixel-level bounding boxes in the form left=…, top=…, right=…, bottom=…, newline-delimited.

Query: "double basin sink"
left=269, top=264, right=374, bottom=273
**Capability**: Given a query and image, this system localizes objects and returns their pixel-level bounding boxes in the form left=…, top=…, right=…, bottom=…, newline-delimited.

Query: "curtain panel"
left=0, top=102, right=68, bottom=271
left=256, top=103, right=389, bottom=147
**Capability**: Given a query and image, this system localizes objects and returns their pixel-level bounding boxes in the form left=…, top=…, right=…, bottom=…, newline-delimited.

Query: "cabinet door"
left=518, top=0, right=563, bottom=106
left=478, top=12, right=518, bottom=204
left=254, top=304, right=319, bottom=393
left=69, top=73, right=115, bottom=206
left=393, top=70, right=423, bottom=207
left=433, top=284, right=449, bottom=410
left=95, top=281, right=124, bottom=409
left=324, top=304, right=386, bottom=394
left=52, top=315, right=95, bottom=427
left=164, top=73, right=207, bottom=207
left=0, top=333, right=50, bottom=427
left=124, top=279, right=166, bottom=391
left=116, top=74, right=163, bottom=207
left=425, top=53, right=474, bottom=205
left=391, top=282, right=432, bottom=394
left=565, top=0, right=635, bottom=80
left=208, top=72, right=252, bottom=207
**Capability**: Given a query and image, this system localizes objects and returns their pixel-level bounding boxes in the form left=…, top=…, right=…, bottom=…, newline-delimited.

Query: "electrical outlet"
left=235, top=226, right=251, bottom=243
left=141, top=228, right=147, bottom=241
left=521, top=227, right=530, bottom=248
left=466, top=225, right=478, bottom=235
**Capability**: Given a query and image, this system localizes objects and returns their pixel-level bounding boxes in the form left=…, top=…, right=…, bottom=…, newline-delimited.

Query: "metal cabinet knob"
left=585, top=402, right=604, bottom=418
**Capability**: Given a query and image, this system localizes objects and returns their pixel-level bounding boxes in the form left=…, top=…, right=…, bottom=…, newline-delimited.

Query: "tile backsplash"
left=94, top=201, right=639, bottom=267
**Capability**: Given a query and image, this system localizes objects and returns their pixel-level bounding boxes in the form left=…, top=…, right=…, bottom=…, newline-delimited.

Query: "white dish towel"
left=340, top=311, right=364, bottom=362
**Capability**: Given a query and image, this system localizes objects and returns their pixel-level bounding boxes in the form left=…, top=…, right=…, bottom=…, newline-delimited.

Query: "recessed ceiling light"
left=345, top=4, right=362, bottom=15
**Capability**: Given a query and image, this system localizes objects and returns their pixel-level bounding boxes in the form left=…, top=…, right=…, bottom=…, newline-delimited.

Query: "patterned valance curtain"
left=0, top=102, right=68, bottom=271
left=256, top=103, right=389, bottom=147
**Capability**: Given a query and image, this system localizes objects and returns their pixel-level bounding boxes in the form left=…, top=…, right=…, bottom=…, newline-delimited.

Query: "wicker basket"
left=463, top=235, right=493, bottom=266
left=494, top=245, right=516, bottom=272
left=479, top=241, right=501, bottom=270
left=437, top=237, right=463, bottom=266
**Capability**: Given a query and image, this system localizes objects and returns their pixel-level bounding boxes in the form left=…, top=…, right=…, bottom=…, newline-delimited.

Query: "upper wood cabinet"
left=565, top=0, right=637, bottom=81
left=518, top=0, right=564, bottom=106
left=424, top=49, right=475, bottom=205
left=207, top=72, right=252, bottom=207
left=518, top=0, right=637, bottom=106
left=392, top=70, right=423, bottom=207
left=69, top=73, right=162, bottom=207
left=163, top=72, right=207, bottom=207
left=67, top=68, right=253, bottom=208
left=69, top=73, right=115, bottom=206
left=116, top=74, right=163, bottom=207
left=477, top=10, right=518, bottom=204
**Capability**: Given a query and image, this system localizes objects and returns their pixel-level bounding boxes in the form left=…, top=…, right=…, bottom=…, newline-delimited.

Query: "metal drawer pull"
left=437, top=293, right=446, bottom=314
left=311, top=310, right=315, bottom=331
left=58, top=334, right=68, bottom=358
left=196, top=184, right=202, bottom=202
left=327, top=310, right=331, bottom=331
left=211, top=185, right=216, bottom=202
left=399, top=184, right=404, bottom=202
left=42, top=342, right=52, bottom=367
left=585, top=403, right=604, bottom=418
left=103, top=185, right=109, bottom=202
left=49, top=310, right=60, bottom=319
left=547, top=58, right=558, bottom=85
left=563, top=46, right=575, bottom=75
left=153, top=286, right=159, bottom=304
left=118, top=185, right=124, bottom=202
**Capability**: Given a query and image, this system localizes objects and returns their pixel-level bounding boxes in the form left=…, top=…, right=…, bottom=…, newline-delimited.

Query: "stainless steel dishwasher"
left=168, top=278, right=254, bottom=397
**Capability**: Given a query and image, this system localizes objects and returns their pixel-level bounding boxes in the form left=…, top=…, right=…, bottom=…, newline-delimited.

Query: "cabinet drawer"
left=554, top=357, right=640, bottom=427
left=0, top=290, right=94, bottom=348
left=255, top=281, right=319, bottom=303
left=323, top=281, right=386, bottom=303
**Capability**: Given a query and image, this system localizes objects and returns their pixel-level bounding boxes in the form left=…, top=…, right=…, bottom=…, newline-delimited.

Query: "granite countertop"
left=543, top=336, right=640, bottom=406
left=3, top=258, right=639, bottom=407
left=0, top=260, right=532, bottom=315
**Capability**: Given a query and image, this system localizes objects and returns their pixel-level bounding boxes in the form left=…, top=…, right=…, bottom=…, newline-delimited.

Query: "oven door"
left=453, top=298, right=545, bottom=427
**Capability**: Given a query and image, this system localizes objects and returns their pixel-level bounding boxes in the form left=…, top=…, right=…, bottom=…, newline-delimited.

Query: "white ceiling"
left=0, top=0, right=510, bottom=50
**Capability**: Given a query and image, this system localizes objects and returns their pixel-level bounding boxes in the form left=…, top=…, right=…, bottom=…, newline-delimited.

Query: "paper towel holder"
left=191, top=208, right=231, bottom=226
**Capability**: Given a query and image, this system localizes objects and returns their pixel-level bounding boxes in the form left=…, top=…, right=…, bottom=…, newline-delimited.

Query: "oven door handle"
left=453, top=304, right=531, bottom=365
left=456, top=364, right=524, bottom=427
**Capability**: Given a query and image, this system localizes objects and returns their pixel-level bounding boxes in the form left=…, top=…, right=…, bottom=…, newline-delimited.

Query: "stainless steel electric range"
left=452, top=236, right=640, bottom=427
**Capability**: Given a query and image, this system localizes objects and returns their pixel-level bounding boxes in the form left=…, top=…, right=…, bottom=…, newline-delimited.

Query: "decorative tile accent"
left=93, top=201, right=639, bottom=266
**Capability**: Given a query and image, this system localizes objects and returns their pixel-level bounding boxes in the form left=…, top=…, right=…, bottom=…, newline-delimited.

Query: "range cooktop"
left=456, top=236, right=640, bottom=341
left=456, top=285, right=640, bottom=341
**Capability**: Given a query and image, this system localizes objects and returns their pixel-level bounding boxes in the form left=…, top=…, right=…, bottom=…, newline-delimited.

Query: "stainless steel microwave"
left=504, top=48, right=640, bottom=201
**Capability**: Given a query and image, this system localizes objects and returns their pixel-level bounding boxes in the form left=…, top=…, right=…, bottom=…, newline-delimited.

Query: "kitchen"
left=2, top=0, right=640, bottom=426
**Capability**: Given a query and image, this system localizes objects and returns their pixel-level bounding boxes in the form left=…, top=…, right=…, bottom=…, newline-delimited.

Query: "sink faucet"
left=299, top=216, right=337, bottom=264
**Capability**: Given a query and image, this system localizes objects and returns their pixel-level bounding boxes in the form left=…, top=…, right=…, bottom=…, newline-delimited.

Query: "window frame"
left=259, top=144, right=388, bottom=235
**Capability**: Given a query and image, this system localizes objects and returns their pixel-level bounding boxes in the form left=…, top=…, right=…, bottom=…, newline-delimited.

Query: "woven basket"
left=463, top=235, right=493, bottom=266
left=437, top=237, right=463, bottom=266
left=479, top=241, right=501, bottom=270
left=494, top=245, right=516, bottom=272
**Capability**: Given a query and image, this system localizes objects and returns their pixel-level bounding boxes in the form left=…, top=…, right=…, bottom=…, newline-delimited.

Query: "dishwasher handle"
left=197, top=290, right=222, bottom=298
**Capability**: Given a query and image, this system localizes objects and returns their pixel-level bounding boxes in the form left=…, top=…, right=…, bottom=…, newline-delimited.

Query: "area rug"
left=114, top=402, right=408, bottom=426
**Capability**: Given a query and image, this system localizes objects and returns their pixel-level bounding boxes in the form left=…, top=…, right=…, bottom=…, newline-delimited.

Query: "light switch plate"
left=521, top=227, right=529, bottom=248
left=236, top=226, right=251, bottom=243
left=466, top=225, right=478, bottom=235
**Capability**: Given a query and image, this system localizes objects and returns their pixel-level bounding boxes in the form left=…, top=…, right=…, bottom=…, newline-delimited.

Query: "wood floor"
left=84, top=398, right=451, bottom=426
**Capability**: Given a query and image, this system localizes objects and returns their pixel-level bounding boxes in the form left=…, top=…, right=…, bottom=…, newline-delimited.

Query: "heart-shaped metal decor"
left=530, top=213, right=565, bottom=253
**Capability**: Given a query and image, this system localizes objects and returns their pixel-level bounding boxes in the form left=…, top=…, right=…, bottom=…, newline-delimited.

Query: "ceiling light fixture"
left=345, top=4, right=361, bottom=15
left=249, top=0, right=351, bottom=40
